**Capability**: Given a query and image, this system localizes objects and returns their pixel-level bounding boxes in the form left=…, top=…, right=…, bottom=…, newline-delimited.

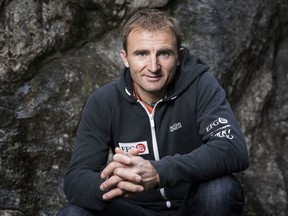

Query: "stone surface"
left=0, top=0, right=287, bottom=215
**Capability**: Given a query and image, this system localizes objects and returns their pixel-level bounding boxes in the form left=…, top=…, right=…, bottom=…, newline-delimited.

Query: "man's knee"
left=202, top=175, right=244, bottom=205
left=183, top=175, right=244, bottom=215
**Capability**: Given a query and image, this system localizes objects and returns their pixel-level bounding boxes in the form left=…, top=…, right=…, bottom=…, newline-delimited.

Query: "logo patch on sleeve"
left=118, top=141, right=149, bottom=155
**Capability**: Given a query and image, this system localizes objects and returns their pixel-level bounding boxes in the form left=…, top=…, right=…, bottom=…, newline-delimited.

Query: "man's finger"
left=113, top=167, right=142, bottom=183
left=115, top=147, right=123, bottom=154
left=113, top=153, right=132, bottom=164
left=128, top=148, right=139, bottom=156
left=100, top=173, right=122, bottom=190
left=101, top=161, right=124, bottom=178
left=117, top=180, right=144, bottom=193
left=102, top=187, right=125, bottom=200
left=102, top=181, right=144, bottom=200
left=115, top=147, right=139, bottom=156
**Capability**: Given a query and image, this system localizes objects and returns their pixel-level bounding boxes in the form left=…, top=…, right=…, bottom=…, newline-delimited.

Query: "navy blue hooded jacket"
left=64, top=47, right=249, bottom=211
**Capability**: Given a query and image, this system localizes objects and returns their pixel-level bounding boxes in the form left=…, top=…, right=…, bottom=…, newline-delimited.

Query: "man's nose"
left=147, top=56, right=160, bottom=72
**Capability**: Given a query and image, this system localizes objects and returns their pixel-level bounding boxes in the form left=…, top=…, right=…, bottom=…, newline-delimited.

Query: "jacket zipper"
left=149, top=114, right=160, bottom=160
left=138, top=100, right=172, bottom=208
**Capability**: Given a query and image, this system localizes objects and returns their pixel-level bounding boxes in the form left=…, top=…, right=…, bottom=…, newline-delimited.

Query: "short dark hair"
left=122, top=9, right=182, bottom=52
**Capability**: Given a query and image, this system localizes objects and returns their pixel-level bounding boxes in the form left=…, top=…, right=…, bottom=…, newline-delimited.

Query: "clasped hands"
left=100, top=147, right=160, bottom=200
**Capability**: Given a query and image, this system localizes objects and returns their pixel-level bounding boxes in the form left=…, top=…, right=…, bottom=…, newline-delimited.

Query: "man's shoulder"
left=87, top=78, right=127, bottom=111
left=91, top=79, right=119, bottom=99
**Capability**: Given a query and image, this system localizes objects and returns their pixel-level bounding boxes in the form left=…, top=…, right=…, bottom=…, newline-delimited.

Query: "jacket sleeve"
left=151, top=72, right=249, bottom=187
left=64, top=92, right=111, bottom=211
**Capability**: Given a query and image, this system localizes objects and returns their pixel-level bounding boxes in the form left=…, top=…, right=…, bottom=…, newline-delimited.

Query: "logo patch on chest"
left=170, top=122, right=182, bottom=132
left=118, top=141, right=149, bottom=155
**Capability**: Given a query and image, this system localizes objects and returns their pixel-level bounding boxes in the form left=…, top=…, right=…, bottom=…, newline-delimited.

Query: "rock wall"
left=0, top=0, right=287, bottom=215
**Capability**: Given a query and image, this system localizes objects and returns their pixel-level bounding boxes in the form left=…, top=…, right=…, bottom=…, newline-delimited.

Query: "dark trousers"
left=57, top=175, right=244, bottom=216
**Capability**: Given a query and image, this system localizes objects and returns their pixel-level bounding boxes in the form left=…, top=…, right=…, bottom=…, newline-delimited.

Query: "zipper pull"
left=150, top=115, right=155, bottom=128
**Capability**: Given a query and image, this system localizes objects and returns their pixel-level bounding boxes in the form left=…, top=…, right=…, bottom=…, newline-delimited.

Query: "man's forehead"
left=128, top=27, right=175, bottom=38
left=126, top=28, right=177, bottom=48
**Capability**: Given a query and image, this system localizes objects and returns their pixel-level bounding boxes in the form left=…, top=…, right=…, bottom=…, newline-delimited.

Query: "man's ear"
left=120, top=50, right=129, bottom=68
left=177, top=47, right=185, bottom=65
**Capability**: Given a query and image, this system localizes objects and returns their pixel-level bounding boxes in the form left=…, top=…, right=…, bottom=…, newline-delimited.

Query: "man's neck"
left=132, top=82, right=166, bottom=106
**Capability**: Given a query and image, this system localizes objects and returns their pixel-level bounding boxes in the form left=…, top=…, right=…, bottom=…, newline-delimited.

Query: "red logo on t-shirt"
left=136, top=143, right=146, bottom=153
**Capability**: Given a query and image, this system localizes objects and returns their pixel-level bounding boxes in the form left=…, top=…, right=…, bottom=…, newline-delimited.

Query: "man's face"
left=120, top=28, right=183, bottom=101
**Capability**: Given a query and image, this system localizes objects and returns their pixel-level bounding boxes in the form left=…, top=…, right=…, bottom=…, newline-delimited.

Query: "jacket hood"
left=117, top=46, right=210, bottom=103
left=167, top=47, right=210, bottom=99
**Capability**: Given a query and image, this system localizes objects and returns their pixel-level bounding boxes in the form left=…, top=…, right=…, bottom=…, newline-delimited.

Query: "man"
left=58, top=8, right=249, bottom=216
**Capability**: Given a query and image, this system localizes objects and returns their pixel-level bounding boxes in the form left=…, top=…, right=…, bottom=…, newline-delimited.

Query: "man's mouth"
left=145, top=75, right=161, bottom=82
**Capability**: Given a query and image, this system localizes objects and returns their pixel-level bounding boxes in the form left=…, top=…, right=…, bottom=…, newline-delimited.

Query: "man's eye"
left=136, top=51, right=147, bottom=57
left=159, top=51, right=170, bottom=57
